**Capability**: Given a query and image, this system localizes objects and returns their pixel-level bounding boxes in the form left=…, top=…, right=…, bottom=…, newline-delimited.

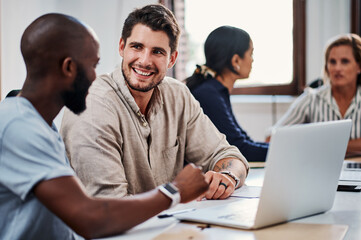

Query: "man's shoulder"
left=161, top=77, right=186, bottom=86
left=89, top=73, right=118, bottom=96
left=0, top=99, right=51, bottom=149
left=159, top=77, right=189, bottom=93
left=0, top=98, right=42, bottom=131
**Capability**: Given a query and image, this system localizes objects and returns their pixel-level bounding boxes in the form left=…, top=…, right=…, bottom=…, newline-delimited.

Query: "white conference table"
left=97, top=162, right=361, bottom=240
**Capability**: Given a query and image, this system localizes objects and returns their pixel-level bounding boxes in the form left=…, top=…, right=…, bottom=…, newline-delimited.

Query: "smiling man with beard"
left=0, top=13, right=208, bottom=240
left=61, top=4, right=249, bottom=201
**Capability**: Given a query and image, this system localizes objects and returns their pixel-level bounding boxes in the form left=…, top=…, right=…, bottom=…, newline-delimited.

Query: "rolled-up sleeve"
left=183, top=88, right=249, bottom=172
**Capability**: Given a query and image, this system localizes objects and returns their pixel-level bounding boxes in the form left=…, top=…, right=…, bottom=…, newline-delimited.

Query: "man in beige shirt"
left=61, top=4, right=249, bottom=200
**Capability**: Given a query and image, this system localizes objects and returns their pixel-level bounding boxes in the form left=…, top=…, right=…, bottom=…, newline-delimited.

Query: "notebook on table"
left=176, top=120, right=352, bottom=230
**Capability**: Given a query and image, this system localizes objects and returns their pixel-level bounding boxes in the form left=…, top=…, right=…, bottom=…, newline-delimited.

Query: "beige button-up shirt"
left=60, top=67, right=248, bottom=198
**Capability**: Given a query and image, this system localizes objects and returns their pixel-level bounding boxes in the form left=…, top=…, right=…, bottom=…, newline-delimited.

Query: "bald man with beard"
left=0, top=13, right=208, bottom=240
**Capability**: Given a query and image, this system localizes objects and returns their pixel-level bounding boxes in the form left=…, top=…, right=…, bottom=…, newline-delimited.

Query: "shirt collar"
left=111, top=67, right=163, bottom=118
left=317, top=83, right=361, bottom=118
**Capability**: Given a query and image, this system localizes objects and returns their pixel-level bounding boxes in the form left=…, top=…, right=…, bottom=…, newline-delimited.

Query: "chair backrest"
left=308, top=78, right=323, bottom=89
left=5, top=89, right=21, bottom=98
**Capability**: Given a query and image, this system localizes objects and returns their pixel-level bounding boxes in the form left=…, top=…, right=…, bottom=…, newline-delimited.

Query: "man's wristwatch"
left=220, top=171, right=240, bottom=188
left=157, top=183, right=181, bottom=208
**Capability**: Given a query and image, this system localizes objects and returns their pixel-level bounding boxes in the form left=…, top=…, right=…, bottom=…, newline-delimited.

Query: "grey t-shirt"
left=0, top=97, right=79, bottom=240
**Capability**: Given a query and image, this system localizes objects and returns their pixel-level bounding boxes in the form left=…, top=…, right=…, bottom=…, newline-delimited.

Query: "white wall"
left=231, top=95, right=294, bottom=141
left=306, top=0, right=350, bottom=83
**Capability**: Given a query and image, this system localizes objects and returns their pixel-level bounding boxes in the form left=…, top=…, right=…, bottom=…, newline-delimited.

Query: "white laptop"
left=175, top=120, right=352, bottom=229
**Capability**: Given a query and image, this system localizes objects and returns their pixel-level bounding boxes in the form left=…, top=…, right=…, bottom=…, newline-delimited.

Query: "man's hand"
left=197, top=157, right=248, bottom=200
left=197, top=171, right=236, bottom=200
left=172, top=163, right=209, bottom=203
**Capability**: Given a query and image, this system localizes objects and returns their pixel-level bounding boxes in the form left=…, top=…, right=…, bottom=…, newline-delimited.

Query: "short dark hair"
left=121, top=4, right=180, bottom=53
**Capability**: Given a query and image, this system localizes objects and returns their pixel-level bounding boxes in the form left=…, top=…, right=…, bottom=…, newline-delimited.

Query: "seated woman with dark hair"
left=185, top=26, right=268, bottom=162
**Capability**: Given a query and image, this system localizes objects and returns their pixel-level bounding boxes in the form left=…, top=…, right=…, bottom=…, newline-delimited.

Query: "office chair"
left=308, top=78, right=323, bottom=89
left=5, top=89, right=21, bottom=98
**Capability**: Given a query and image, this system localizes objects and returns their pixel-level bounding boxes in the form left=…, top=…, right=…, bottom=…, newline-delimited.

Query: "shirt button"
left=137, top=112, right=141, bottom=116
left=143, top=122, right=147, bottom=127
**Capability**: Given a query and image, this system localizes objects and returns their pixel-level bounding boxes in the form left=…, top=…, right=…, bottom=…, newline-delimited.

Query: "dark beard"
left=62, top=65, right=91, bottom=114
left=122, top=62, right=162, bottom=92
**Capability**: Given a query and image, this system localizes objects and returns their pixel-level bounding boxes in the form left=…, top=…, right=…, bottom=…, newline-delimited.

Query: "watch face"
left=164, top=184, right=178, bottom=194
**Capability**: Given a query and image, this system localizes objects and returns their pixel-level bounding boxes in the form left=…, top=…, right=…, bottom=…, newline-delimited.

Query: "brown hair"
left=323, top=33, right=361, bottom=84
left=121, top=4, right=180, bottom=53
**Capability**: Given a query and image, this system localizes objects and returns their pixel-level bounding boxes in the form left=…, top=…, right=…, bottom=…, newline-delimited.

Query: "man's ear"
left=62, top=57, right=76, bottom=76
left=119, top=38, right=125, bottom=57
left=167, top=50, right=178, bottom=69
left=61, top=57, right=76, bottom=86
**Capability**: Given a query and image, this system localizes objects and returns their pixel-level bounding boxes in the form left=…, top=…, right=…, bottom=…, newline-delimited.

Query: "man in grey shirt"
left=61, top=4, right=249, bottom=200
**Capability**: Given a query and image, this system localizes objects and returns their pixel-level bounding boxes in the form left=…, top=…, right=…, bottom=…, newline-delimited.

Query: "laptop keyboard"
left=345, top=162, right=361, bottom=169
left=340, top=162, right=361, bottom=181
left=217, top=200, right=258, bottom=224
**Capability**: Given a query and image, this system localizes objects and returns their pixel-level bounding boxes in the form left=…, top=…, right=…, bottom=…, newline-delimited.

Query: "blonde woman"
left=270, top=34, right=361, bottom=157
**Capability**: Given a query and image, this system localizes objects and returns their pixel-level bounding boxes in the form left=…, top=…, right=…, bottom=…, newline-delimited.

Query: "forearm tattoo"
left=214, top=159, right=233, bottom=171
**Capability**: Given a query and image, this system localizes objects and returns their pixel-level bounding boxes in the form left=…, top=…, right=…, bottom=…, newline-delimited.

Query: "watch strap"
left=158, top=183, right=181, bottom=208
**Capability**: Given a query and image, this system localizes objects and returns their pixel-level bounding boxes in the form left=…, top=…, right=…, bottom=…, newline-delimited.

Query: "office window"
left=162, top=0, right=306, bottom=95
left=351, top=0, right=361, bottom=35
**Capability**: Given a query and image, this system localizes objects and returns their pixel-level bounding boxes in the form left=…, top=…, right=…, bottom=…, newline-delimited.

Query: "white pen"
left=158, top=208, right=196, bottom=218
